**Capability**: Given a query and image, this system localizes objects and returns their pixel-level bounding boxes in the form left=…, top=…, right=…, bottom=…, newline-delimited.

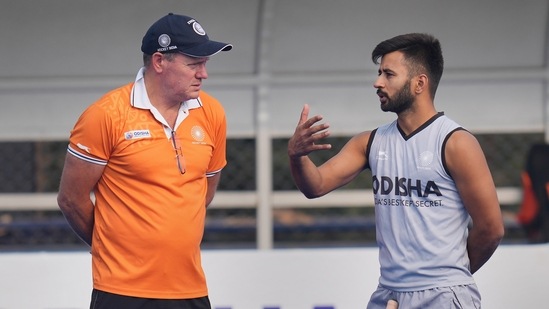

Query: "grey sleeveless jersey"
left=367, top=113, right=475, bottom=291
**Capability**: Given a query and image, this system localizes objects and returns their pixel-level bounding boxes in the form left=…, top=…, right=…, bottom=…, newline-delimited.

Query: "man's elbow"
left=303, top=192, right=318, bottom=199
left=57, top=193, right=68, bottom=212
left=57, top=192, right=75, bottom=215
left=485, top=222, right=505, bottom=245
left=300, top=188, right=325, bottom=199
left=494, top=224, right=505, bottom=243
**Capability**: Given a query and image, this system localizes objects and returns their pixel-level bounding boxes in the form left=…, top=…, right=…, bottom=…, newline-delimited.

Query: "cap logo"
left=158, top=34, right=171, bottom=48
left=192, top=22, right=206, bottom=36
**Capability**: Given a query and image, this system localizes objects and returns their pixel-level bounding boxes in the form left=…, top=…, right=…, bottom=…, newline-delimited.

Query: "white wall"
left=1, top=244, right=547, bottom=309
left=0, top=0, right=547, bottom=140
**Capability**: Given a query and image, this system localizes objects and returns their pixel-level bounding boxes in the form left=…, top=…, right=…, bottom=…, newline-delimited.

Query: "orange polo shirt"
left=67, top=69, right=227, bottom=298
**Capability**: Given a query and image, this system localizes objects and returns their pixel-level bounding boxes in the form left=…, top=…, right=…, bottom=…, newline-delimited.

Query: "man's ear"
left=151, top=52, right=165, bottom=72
left=415, top=74, right=428, bottom=94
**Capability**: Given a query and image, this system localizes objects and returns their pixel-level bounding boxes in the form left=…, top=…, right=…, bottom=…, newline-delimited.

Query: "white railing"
left=0, top=187, right=521, bottom=211
left=0, top=185, right=522, bottom=251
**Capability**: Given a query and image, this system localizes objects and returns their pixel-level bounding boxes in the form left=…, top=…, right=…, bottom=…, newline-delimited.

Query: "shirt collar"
left=130, top=67, right=203, bottom=110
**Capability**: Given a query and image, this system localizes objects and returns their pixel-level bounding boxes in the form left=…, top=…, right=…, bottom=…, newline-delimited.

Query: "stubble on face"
left=379, top=80, right=414, bottom=114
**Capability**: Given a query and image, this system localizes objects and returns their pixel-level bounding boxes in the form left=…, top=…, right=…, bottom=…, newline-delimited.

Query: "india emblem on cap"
left=158, top=34, right=171, bottom=48
left=192, top=22, right=206, bottom=36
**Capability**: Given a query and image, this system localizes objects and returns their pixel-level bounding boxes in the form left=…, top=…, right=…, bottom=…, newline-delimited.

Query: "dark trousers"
left=90, top=289, right=211, bottom=309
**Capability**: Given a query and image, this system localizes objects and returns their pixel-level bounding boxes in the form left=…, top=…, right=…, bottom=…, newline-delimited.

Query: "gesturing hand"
left=287, top=104, right=332, bottom=158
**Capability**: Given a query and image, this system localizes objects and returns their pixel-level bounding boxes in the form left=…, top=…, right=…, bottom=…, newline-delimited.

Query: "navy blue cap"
left=141, top=13, right=232, bottom=57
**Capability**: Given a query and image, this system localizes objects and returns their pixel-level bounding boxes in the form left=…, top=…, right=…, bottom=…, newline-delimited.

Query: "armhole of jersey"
left=441, top=127, right=467, bottom=178
left=365, top=129, right=378, bottom=170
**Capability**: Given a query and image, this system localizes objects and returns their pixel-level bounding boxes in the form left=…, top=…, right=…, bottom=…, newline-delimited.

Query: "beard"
left=379, top=81, right=414, bottom=114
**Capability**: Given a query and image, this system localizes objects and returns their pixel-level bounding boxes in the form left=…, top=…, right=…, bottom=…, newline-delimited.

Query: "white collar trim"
left=130, top=67, right=202, bottom=110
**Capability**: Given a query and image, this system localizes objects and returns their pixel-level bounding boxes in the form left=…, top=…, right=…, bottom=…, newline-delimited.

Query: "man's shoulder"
left=84, top=82, right=134, bottom=116
left=199, top=90, right=221, bottom=104
left=375, top=119, right=399, bottom=134
left=101, top=82, right=134, bottom=100
left=198, top=90, right=225, bottom=113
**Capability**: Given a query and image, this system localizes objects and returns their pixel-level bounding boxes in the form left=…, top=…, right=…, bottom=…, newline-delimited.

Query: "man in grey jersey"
left=287, top=33, right=504, bottom=308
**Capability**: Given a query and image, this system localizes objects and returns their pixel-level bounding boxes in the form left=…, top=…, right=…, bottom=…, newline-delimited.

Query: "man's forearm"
left=289, top=155, right=324, bottom=199
left=467, top=227, right=503, bottom=274
left=59, top=199, right=94, bottom=246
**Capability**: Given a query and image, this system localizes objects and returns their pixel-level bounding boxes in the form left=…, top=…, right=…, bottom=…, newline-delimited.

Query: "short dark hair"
left=371, top=33, right=444, bottom=98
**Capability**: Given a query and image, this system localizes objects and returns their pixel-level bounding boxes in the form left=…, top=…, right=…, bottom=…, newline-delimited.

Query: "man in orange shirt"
left=57, top=13, right=232, bottom=309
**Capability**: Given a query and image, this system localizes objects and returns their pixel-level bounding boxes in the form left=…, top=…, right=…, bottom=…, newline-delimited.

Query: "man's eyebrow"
left=379, top=67, right=395, bottom=74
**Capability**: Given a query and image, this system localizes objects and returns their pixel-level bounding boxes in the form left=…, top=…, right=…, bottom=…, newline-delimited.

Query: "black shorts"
left=90, top=289, right=211, bottom=309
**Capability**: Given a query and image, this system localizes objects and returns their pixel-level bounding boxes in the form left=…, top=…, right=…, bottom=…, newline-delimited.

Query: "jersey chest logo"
left=124, top=130, right=152, bottom=140
left=191, top=125, right=206, bottom=143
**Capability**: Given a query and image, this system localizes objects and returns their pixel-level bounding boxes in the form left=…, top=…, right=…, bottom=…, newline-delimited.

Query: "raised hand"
left=288, top=104, right=332, bottom=158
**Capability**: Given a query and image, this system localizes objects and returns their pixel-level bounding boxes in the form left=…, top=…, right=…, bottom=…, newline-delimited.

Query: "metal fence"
left=0, top=132, right=544, bottom=250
